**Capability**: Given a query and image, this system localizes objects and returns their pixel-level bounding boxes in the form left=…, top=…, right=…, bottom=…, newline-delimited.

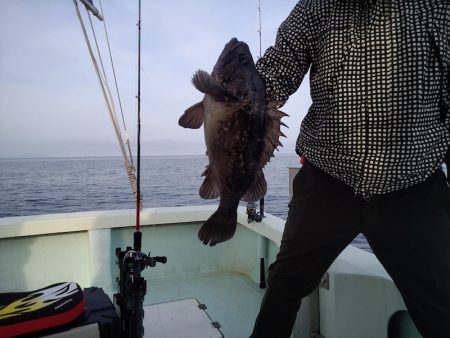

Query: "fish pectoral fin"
left=192, top=70, right=237, bottom=102
left=199, top=166, right=220, bottom=199
left=179, top=102, right=204, bottom=129
left=241, top=170, right=267, bottom=202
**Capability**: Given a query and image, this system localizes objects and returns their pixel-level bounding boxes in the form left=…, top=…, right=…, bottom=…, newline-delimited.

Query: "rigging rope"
left=98, top=0, right=134, bottom=166
left=86, top=9, right=109, bottom=88
left=73, top=0, right=139, bottom=203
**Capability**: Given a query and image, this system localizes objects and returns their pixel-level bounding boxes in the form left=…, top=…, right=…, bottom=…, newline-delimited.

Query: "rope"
left=98, top=0, right=134, bottom=166
left=86, top=9, right=109, bottom=87
left=85, top=6, right=123, bottom=150
left=73, top=0, right=139, bottom=204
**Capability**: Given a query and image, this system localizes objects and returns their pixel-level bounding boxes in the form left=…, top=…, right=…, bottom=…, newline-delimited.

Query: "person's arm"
left=441, top=4, right=450, bottom=171
left=256, top=0, right=312, bottom=103
left=430, top=3, right=450, bottom=171
left=445, top=63, right=450, bottom=172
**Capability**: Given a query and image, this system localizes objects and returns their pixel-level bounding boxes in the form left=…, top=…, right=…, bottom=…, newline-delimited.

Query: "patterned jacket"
left=256, top=0, right=450, bottom=197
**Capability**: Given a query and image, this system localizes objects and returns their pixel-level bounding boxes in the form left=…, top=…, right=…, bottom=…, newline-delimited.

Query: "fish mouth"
left=213, top=38, right=250, bottom=85
left=224, top=38, right=247, bottom=55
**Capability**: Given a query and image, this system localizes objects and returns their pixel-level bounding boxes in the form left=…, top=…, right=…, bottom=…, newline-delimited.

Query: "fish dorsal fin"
left=241, top=170, right=267, bottom=202
left=192, top=70, right=236, bottom=102
left=179, top=102, right=204, bottom=129
left=199, top=165, right=220, bottom=199
left=260, top=101, right=289, bottom=168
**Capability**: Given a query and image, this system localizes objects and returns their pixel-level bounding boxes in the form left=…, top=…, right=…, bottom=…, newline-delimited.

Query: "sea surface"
left=0, top=155, right=371, bottom=251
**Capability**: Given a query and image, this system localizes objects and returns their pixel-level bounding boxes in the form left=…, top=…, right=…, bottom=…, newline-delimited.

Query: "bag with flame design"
left=0, top=282, right=85, bottom=337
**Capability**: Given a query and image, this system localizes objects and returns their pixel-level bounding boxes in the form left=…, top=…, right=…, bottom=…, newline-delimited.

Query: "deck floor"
left=144, top=299, right=223, bottom=338
left=145, top=271, right=265, bottom=338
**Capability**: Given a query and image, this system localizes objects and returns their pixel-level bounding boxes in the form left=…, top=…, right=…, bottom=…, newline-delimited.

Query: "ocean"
left=0, top=155, right=371, bottom=251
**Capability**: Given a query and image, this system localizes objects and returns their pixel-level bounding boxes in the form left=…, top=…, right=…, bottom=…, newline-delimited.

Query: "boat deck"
left=145, top=271, right=265, bottom=338
left=0, top=207, right=421, bottom=338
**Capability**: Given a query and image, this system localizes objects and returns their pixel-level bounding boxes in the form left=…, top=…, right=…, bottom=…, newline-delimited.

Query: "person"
left=250, top=0, right=450, bottom=337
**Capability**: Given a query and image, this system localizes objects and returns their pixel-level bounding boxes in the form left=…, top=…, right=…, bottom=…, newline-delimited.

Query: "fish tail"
left=198, top=208, right=237, bottom=246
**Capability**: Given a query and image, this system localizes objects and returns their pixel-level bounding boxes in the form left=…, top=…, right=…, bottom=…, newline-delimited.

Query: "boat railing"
left=0, top=201, right=422, bottom=337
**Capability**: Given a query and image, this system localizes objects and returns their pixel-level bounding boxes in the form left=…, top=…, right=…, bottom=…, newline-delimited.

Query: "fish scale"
left=179, top=38, right=288, bottom=246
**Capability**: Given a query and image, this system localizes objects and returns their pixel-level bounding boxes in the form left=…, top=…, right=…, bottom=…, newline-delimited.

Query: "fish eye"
left=239, top=55, right=249, bottom=65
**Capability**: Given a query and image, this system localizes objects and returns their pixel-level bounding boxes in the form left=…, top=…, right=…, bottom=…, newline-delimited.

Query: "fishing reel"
left=114, top=245, right=167, bottom=338
left=246, top=199, right=265, bottom=223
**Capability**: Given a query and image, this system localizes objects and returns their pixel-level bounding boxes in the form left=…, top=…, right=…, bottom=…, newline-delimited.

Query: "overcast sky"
left=0, top=0, right=311, bottom=158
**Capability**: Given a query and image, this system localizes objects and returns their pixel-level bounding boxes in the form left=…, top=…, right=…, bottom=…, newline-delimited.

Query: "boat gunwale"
left=0, top=205, right=285, bottom=246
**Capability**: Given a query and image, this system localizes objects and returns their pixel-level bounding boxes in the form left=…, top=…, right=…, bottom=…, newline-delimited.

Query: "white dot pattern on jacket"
left=256, top=0, right=450, bottom=197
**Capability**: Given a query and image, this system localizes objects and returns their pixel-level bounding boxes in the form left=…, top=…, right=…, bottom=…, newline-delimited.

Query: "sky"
left=0, top=0, right=311, bottom=158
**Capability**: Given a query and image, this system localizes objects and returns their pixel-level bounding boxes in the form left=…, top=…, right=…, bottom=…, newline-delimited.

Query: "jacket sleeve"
left=444, top=3, right=450, bottom=132
left=256, top=0, right=312, bottom=103
left=437, top=3, right=450, bottom=166
left=429, top=2, right=450, bottom=166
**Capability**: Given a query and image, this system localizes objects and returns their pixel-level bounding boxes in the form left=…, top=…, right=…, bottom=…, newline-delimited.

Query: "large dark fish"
left=179, top=38, right=287, bottom=246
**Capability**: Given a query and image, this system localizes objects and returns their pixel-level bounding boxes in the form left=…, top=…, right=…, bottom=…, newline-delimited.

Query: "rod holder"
left=114, top=247, right=167, bottom=338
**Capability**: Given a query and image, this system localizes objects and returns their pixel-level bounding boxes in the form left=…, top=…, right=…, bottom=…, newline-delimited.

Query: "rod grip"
left=133, top=231, right=142, bottom=252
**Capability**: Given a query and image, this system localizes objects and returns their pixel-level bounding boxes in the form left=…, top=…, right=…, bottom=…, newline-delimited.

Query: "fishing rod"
left=113, top=1, right=166, bottom=337
left=133, top=0, right=143, bottom=253
left=247, top=0, right=265, bottom=225
left=75, top=0, right=167, bottom=336
left=245, top=0, right=267, bottom=291
left=257, top=0, right=262, bottom=58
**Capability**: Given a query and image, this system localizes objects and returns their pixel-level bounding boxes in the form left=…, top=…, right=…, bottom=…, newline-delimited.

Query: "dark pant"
left=250, top=161, right=450, bottom=338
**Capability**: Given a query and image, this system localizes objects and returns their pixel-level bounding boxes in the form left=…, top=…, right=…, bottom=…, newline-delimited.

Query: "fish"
left=179, top=38, right=287, bottom=246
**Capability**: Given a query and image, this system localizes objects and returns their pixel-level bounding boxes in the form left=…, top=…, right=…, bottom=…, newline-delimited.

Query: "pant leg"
left=363, top=169, right=450, bottom=338
left=250, top=162, right=362, bottom=338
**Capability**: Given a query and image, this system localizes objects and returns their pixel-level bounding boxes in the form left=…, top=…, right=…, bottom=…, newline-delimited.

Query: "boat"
left=0, top=166, right=422, bottom=337
left=0, top=1, right=425, bottom=337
